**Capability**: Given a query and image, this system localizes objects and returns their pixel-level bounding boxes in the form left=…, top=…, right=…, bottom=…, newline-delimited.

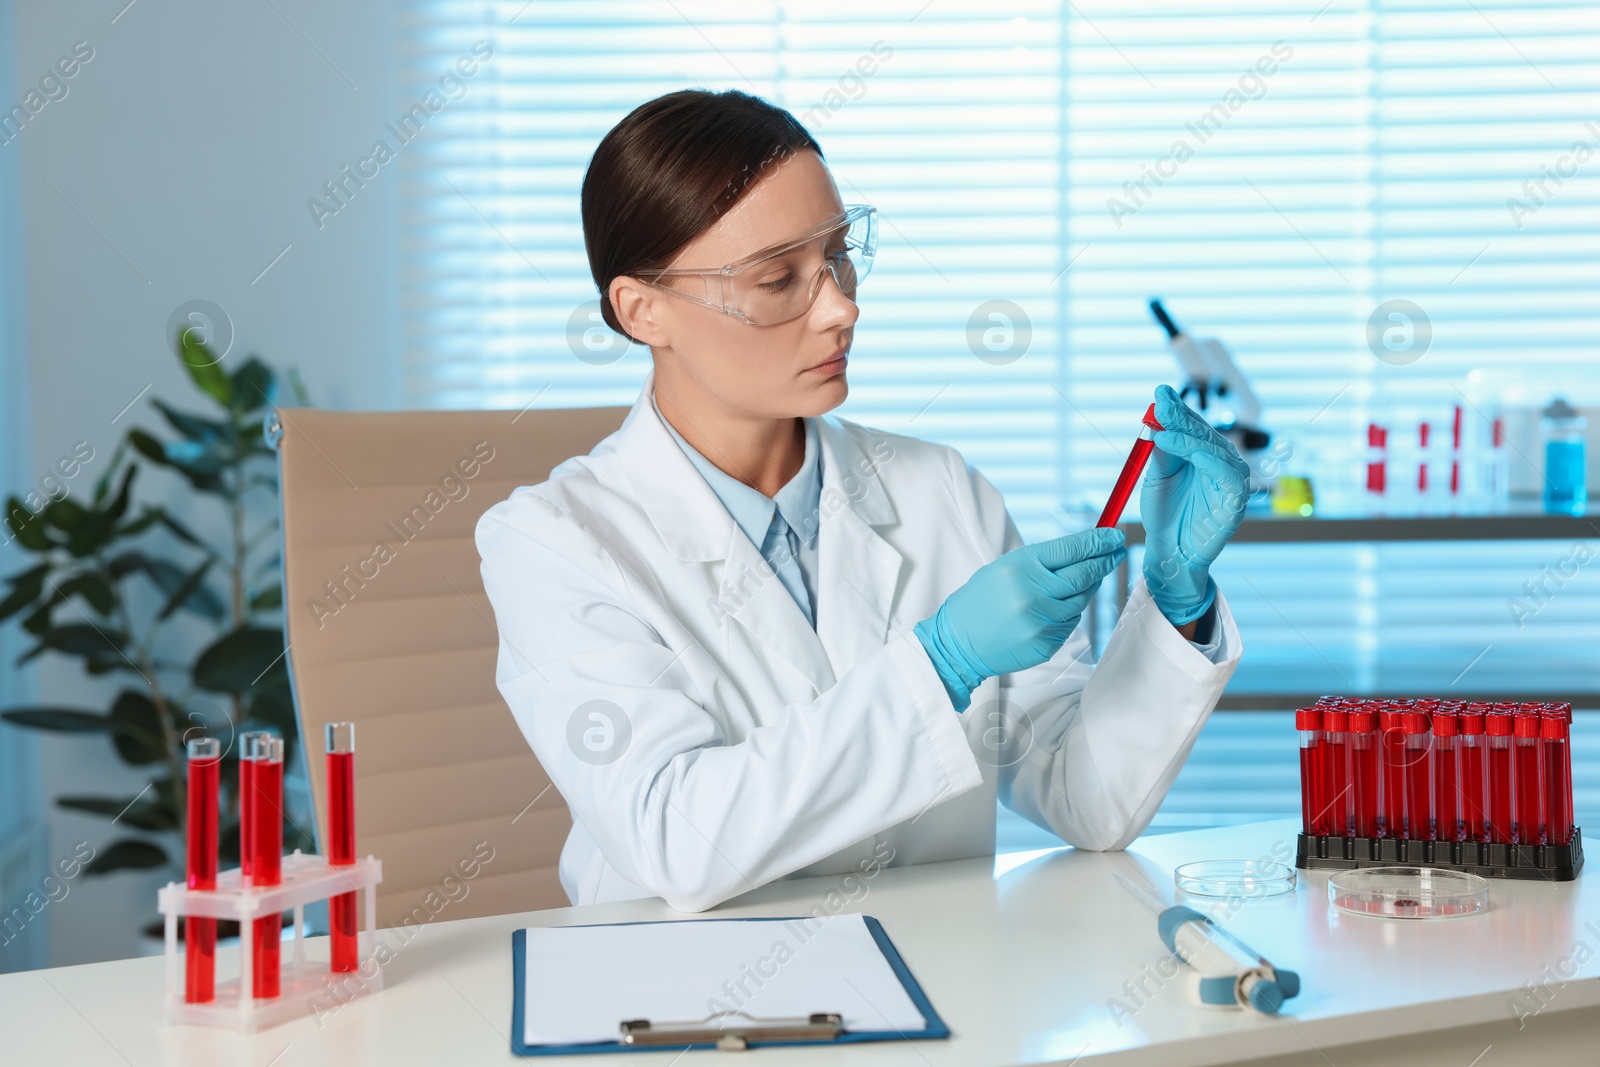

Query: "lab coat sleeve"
left=950, top=459, right=1242, bottom=852
left=476, top=492, right=984, bottom=913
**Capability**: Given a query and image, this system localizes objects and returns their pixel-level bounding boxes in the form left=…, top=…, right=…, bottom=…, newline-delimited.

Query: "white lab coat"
left=476, top=371, right=1242, bottom=913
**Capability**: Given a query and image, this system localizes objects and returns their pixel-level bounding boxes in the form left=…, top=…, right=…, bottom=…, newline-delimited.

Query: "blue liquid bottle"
left=1541, top=398, right=1587, bottom=516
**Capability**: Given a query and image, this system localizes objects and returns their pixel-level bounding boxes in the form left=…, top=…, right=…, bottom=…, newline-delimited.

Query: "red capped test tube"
left=1514, top=706, right=1546, bottom=845
left=185, top=738, right=220, bottom=1003
left=1296, top=707, right=1324, bottom=834
left=326, top=722, right=358, bottom=973
left=251, top=734, right=285, bottom=999
left=1431, top=707, right=1462, bottom=843
left=1379, top=705, right=1407, bottom=838
left=1348, top=704, right=1380, bottom=837
left=238, top=730, right=269, bottom=885
left=1459, top=704, right=1488, bottom=841
left=1320, top=708, right=1352, bottom=837
left=1485, top=712, right=1515, bottom=844
left=1543, top=710, right=1574, bottom=846
left=1401, top=710, right=1433, bottom=840
left=1096, top=404, right=1165, bottom=529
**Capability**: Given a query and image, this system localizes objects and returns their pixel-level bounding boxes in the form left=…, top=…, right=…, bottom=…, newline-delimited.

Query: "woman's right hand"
left=913, top=527, right=1127, bottom=710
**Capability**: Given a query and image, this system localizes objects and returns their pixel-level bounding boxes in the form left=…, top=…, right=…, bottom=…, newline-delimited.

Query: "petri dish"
left=1174, top=860, right=1297, bottom=899
left=1328, top=866, right=1489, bottom=920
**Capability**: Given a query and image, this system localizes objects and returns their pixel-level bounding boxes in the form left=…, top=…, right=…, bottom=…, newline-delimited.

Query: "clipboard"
left=510, top=915, right=950, bottom=1055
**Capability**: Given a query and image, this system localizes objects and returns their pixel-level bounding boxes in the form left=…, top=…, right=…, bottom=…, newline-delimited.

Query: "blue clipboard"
left=510, top=915, right=950, bottom=1055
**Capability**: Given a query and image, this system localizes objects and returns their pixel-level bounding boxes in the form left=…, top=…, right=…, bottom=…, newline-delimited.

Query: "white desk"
left=3, top=819, right=1597, bottom=1066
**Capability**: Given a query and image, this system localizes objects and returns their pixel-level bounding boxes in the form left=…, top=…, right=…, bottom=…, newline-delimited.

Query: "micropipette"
left=1096, top=403, right=1165, bottom=528
left=1112, top=870, right=1301, bottom=1015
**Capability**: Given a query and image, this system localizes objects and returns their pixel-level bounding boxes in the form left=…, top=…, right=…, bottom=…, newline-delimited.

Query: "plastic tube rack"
left=158, top=851, right=383, bottom=1031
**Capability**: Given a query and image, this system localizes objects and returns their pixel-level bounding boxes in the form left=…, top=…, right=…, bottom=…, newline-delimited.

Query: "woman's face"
left=611, top=149, right=859, bottom=420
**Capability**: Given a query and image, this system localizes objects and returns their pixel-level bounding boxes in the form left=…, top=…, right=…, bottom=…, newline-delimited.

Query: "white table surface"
left=3, top=818, right=1597, bottom=1067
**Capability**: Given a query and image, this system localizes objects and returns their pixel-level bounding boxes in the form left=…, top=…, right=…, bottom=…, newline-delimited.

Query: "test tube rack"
left=1293, top=696, right=1584, bottom=882
left=157, top=851, right=383, bottom=1032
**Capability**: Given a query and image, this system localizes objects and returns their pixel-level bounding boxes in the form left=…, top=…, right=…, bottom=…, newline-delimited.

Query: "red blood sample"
left=1297, top=707, right=1324, bottom=834
left=326, top=722, right=358, bottom=974
left=1096, top=405, right=1164, bottom=528
left=1379, top=706, right=1407, bottom=838
left=1348, top=706, right=1380, bottom=837
left=1402, top=710, right=1432, bottom=840
left=1486, top=712, right=1515, bottom=845
left=185, top=738, right=219, bottom=1003
left=1431, top=709, right=1461, bottom=843
left=1321, top=708, right=1352, bottom=837
left=251, top=736, right=284, bottom=999
left=1459, top=706, right=1488, bottom=842
left=1543, top=712, right=1574, bottom=846
left=1514, top=710, right=1545, bottom=846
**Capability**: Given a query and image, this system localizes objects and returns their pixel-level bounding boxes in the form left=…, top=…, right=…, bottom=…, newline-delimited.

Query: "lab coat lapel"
left=616, top=373, right=837, bottom=697
left=814, top=417, right=903, bottom=679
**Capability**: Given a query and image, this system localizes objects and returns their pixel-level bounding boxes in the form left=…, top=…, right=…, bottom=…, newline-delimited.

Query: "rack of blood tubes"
left=158, top=723, right=384, bottom=1032
left=1295, top=697, right=1582, bottom=880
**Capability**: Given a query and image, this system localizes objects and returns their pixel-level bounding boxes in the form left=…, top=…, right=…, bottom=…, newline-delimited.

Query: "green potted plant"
left=0, top=331, right=313, bottom=935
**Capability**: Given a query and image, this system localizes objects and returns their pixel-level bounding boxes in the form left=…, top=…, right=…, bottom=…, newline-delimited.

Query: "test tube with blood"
left=1320, top=708, right=1352, bottom=836
left=184, top=738, right=220, bottom=1003
left=1296, top=707, right=1324, bottom=834
left=1348, top=704, right=1380, bottom=837
left=1379, top=705, right=1407, bottom=838
left=251, top=735, right=285, bottom=999
left=1543, top=710, right=1574, bottom=846
left=1485, top=711, right=1515, bottom=844
left=1514, top=706, right=1546, bottom=846
left=1459, top=705, right=1488, bottom=842
left=1430, top=707, right=1461, bottom=843
left=237, top=730, right=269, bottom=886
left=1096, top=404, right=1166, bottom=528
left=1402, top=710, right=1433, bottom=840
left=326, top=722, right=359, bottom=973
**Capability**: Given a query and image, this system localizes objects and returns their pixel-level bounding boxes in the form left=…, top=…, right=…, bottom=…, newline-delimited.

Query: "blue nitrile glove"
left=1141, top=383, right=1252, bottom=627
left=914, top=528, right=1128, bottom=711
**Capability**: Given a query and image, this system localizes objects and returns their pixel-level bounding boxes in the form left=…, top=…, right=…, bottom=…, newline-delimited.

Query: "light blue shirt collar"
left=651, top=392, right=822, bottom=552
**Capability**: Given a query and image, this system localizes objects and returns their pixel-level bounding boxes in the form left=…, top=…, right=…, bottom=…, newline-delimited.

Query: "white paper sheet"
left=518, top=914, right=926, bottom=1046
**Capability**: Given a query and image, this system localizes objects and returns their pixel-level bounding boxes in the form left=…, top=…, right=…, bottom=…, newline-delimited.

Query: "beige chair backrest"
left=272, top=405, right=629, bottom=927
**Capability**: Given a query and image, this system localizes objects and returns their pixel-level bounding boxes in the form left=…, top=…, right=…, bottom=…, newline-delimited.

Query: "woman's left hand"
left=1139, top=383, right=1252, bottom=627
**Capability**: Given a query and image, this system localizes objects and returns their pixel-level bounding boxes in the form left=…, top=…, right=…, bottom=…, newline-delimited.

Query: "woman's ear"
left=609, top=276, right=670, bottom=348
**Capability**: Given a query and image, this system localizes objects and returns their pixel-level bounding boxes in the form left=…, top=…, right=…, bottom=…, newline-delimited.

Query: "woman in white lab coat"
left=476, top=90, right=1252, bottom=912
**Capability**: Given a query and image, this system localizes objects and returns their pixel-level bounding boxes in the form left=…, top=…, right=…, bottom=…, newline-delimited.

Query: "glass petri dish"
left=1328, top=866, right=1489, bottom=920
left=1174, top=860, right=1297, bottom=899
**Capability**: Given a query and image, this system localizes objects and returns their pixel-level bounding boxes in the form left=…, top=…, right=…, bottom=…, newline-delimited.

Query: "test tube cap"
left=255, top=735, right=285, bottom=763
left=186, top=737, right=221, bottom=760
left=1294, top=708, right=1321, bottom=730
left=1459, top=709, right=1486, bottom=735
left=1430, top=709, right=1459, bottom=737
left=1485, top=712, right=1514, bottom=737
left=1321, top=708, right=1349, bottom=733
left=1141, top=403, right=1162, bottom=431
left=1400, top=710, right=1430, bottom=735
left=240, top=729, right=270, bottom=761
left=1346, top=707, right=1376, bottom=732
left=1541, top=714, right=1570, bottom=740
left=326, top=721, right=356, bottom=754
left=1513, top=713, right=1542, bottom=739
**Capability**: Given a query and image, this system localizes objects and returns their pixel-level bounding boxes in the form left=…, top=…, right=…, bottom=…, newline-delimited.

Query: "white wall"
left=4, top=0, right=403, bottom=967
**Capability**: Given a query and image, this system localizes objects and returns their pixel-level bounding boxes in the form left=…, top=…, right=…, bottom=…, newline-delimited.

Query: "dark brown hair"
left=581, top=89, right=823, bottom=342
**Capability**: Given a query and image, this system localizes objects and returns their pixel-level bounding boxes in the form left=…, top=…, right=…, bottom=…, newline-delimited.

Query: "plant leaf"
left=128, top=429, right=169, bottom=467
left=18, top=623, right=129, bottom=666
left=0, top=563, right=51, bottom=623
left=178, top=329, right=233, bottom=408
left=114, top=508, right=165, bottom=538
left=158, top=511, right=205, bottom=546
left=152, top=398, right=233, bottom=447
left=1, top=708, right=117, bottom=732
left=41, top=496, right=87, bottom=532
left=109, top=689, right=166, bottom=765
left=103, top=464, right=138, bottom=524
left=57, top=792, right=179, bottom=832
left=52, top=571, right=116, bottom=616
left=84, top=839, right=169, bottom=875
left=247, top=682, right=296, bottom=734
left=230, top=358, right=275, bottom=413
left=3, top=495, right=53, bottom=550
left=247, top=583, right=282, bottom=611
left=194, top=627, right=288, bottom=693
left=157, top=558, right=222, bottom=622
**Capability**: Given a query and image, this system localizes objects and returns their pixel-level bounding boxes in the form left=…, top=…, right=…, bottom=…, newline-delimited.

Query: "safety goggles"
left=639, top=204, right=877, bottom=326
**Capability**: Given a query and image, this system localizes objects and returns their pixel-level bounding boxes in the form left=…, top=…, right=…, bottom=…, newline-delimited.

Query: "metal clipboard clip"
left=619, top=1009, right=844, bottom=1050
